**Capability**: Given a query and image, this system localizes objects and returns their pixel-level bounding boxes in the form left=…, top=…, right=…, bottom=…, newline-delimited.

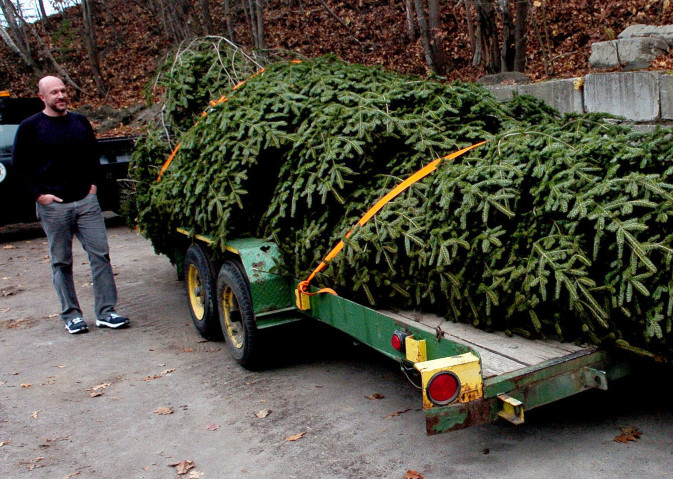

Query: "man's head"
left=38, top=76, right=68, bottom=117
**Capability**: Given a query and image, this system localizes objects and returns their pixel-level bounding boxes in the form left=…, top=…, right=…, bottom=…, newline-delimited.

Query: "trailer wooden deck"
left=383, top=310, right=594, bottom=379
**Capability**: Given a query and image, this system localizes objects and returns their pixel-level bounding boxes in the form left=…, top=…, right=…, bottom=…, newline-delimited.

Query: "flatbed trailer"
left=176, top=230, right=636, bottom=435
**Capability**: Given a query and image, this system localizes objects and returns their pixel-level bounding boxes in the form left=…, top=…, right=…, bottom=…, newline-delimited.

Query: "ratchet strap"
left=296, top=141, right=487, bottom=303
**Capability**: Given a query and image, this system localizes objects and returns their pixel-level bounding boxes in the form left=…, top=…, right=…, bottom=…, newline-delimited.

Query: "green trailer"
left=177, top=228, right=636, bottom=435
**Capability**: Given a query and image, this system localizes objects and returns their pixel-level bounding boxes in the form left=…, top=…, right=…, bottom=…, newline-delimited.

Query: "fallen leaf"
left=285, top=432, right=306, bottom=442
left=255, top=409, right=271, bottom=418
left=162, top=368, right=176, bottom=375
left=188, top=471, right=205, bottom=479
left=48, top=313, right=59, bottom=318
left=169, top=459, right=195, bottom=475
left=154, top=407, right=173, bottom=415
left=21, top=383, right=32, bottom=388
left=31, top=410, right=40, bottom=419
left=0, top=440, right=10, bottom=447
left=386, top=408, right=412, bottom=418
left=365, top=393, right=385, bottom=400
left=11, top=372, right=19, bottom=375
left=141, top=374, right=162, bottom=381
left=3, top=245, right=16, bottom=249
left=91, top=383, right=110, bottom=391
left=614, top=426, right=642, bottom=443
left=0, top=381, right=5, bottom=386
left=89, top=391, right=103, bottom=398
left=182, top=347, right=194, bottom=353
left=60, top=472, right=81, bottom=479
left=404, top=470, right=424, bottom=479
left=205, top=423, right=220, bottom=431
left=0, top=307, right=10, bottom=313
left=56, top=365, right=66, bottom=369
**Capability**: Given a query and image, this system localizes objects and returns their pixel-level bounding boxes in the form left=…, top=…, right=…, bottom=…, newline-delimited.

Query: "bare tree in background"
left=200, top=0, right=213, bottom=35
left=223, top=0, right=234, bottom=40
left=412, top=0, right=448, bottom=75
left=0, top=0, right=82, bottom=92
left=469, top=0, right=529, bottom=74
left=81, top=0, right=107, bottom=95
left=35, top=0, right=47, bottom=19
left=244, top=0, right=265, bottom=49
left=148, top=0, right=195, bottom=43
left=404, top=0, right=415, bottom=42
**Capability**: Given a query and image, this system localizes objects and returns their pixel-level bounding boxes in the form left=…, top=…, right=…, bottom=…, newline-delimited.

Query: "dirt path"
left=1, top=224, right=672, bottom=479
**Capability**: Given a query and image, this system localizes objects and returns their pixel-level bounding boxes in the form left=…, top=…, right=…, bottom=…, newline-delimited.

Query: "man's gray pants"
left=36, top=194, right=117, bottom=322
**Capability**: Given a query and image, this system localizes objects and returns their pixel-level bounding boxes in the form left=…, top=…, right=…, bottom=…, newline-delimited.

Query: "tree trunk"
left=243, top=0, right=257, bottom=47
left=82, top=0, right=107, bottom=96
left=513, top=0, right=529, bottom=72
left=255, top=0, right=265, bottom=49
left=200, top=0, right=213, bottom=35
left=498, top=0, right=515, bottom=71
left=223, top=0, right=234, bottom=40
left=427, top=0, right=449, bottom=74
left=404, top=0, right=415, bottom=42
left=464, top=0, right=476, bottom=55
left=0, top=0, right=42, bottom=75
left=475, top=0, right=499, bottom=73
left=36, top=0, right=47, bottom=19
left=413, top=0, right=435, bottom=72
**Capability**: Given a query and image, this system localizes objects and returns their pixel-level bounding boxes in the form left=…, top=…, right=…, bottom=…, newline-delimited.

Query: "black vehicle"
left=0, top=93, right=134, bottom=226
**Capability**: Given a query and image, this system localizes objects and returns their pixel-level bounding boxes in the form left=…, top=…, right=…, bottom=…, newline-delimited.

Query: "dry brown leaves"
left=169, top=459, right=195, bottom=475
left=614, top=426, right=642, bottom=443
left=285, top=432, right=306, bottom=442
left=254, top=409, right=272, bottom=418
left=404, top=471, right=424, bottom=479
left=386, top=408, right=412, bottom=418
left=154, top=407, right=174, bottom=415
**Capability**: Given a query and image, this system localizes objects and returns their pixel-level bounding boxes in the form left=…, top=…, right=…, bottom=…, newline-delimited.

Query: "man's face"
left=39, top=79, right=68, bottom=116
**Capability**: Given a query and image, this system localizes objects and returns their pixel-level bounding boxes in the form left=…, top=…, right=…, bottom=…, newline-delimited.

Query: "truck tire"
left=184, top=243, right=223, bottom=340
left=216, top=261, right=259, bottom=369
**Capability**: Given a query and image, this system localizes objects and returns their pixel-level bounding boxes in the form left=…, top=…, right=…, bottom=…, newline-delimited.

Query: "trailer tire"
left=184, top=243, right=223, bottom=340
left=216, top=261, right=259, bottom=369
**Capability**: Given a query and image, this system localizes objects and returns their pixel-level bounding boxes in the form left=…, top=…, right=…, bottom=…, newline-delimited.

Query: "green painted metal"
left=255, top=307, right=305, bottom=329
left=302, top=281, right=473, bottom=362
left=423, top=349, right=635, bottom=435
left=225, top=238, right=294, bottom=315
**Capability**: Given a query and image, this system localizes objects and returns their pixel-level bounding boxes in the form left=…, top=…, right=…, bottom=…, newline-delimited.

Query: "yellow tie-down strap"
left=414, top=352, right=483, bottom=410
left=295, top=141, right=487, bottom=310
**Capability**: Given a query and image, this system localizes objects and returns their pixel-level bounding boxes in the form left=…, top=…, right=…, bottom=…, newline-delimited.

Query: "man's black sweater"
left=12, top=111, right=101, bottom=203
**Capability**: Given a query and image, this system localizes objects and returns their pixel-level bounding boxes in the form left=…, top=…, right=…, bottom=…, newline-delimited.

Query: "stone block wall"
left=483, top=71, right=673, bottom=124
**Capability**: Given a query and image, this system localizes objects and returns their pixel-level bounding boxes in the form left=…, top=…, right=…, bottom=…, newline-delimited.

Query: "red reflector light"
left=391, top=330, right=408, bottom=352
left=426, top=372, right=460, bottom=406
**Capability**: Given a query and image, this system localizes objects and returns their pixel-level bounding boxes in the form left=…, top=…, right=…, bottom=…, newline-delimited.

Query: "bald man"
left=11, top=76, right=130, bottom=334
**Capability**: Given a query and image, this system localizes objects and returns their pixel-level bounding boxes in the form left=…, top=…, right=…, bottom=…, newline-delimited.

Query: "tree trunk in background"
left=200, top=0, right=213, bottom=35
left=223, top=0, right=234, bottom=40
left=255, top=0, right=265, bottom=49
left=149, top=0, right=193, bottom=43
left=464, top=0, right=476, bottom=55
left=513, top=0, right=529, bottom=72
left=498, top=0, right=515, bottom=71
left=0, top=0, right=42, bottom=76
left=413, top=0, right=435, bottom=73
left=36, top=0, right=47, bottom=19
left=475, top=0, right=499, bottom=73
left=82, top=0, right=107, bottom=96
left=404, top=0, right=415, bottom=42
left=427, top=0, right=449, bottom=74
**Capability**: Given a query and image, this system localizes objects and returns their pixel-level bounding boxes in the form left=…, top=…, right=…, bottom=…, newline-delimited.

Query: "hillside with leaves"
left=2, top=0, right=673, bottom=126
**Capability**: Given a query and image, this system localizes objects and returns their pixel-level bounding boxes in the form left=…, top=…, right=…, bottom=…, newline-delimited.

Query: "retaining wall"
left=483, top=71, right=673, bottom=124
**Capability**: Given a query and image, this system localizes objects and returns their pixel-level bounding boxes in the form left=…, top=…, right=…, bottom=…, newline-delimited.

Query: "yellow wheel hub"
left=221, top=286, right=244, bottom=349
left=187, top=264, right=205, bottom=321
